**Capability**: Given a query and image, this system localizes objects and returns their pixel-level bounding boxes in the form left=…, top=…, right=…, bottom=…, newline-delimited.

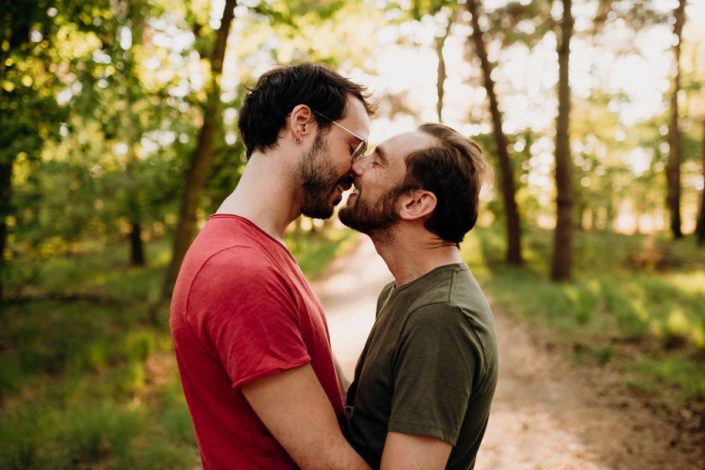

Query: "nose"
left=350, top=155, right=365, bottom=176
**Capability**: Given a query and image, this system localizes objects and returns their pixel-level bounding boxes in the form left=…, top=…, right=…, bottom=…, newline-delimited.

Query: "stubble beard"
left=299, top=131, right=339, bottom=220
left=339, top=185, right=401, bottom=240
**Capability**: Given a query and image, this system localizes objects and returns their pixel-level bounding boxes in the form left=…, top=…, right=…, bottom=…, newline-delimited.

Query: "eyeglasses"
left=313, top=110, right=368, bottom=161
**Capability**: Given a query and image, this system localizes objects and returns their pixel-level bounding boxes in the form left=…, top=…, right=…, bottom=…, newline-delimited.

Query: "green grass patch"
left=462, top=224, right=705, bottom=403
left=1, top=226, right=353, bottom=468
left=286, top=226, right=357, bottom=280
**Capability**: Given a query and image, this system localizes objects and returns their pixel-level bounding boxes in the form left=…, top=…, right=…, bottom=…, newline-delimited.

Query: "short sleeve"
left=188, top=247, right=311, bottom=389
left=388, top=305, right=478, bottom=445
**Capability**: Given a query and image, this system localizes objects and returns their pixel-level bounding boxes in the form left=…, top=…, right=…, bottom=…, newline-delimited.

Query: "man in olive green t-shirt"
left=339, top=123, right=498, bottom=469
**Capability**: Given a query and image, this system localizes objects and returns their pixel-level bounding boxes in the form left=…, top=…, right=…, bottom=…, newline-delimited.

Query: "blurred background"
left=1, top=0, right=704, bottom=468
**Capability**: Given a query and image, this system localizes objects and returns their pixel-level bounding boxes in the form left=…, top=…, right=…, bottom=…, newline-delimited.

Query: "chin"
left=302, top=206, right=334, bottom=220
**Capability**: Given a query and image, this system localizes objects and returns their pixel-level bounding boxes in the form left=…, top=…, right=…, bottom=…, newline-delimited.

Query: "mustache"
left=337, top=174, right=354, bottom=186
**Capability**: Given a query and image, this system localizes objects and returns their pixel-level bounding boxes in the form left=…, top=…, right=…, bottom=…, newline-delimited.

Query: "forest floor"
left=315, top=235, right=705, bottom=470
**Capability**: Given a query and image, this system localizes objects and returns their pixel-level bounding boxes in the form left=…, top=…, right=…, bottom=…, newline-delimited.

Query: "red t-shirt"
left=170, top=214, right=344, bottom=469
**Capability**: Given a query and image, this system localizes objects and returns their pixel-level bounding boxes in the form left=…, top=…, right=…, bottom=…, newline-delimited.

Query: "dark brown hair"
left=398, top=123, right=492, bottom=243
left=238, top=62, right=374, bottom=158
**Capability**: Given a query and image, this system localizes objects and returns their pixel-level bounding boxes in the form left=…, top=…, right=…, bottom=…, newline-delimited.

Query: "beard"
left=298, top=131, right=341, bottom=219
left=339, top=185, right=400, bottom=236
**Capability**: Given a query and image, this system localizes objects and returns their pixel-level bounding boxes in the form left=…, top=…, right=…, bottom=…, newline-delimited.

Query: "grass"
left=461, top=224, right=705, bottom=403
left=0, top=225, right=351, bottom=469
left=4, top=221, right=703, bottom=467
left=287, top=225, right=358, bottom=280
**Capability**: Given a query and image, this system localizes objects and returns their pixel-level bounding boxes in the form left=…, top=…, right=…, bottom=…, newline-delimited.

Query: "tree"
left=551, top=0, right=574, bottom=282
left=665, top=0, right=687, bottom=239
left=165, top=0, right=237, bottom=292
left=0, top=1, right=91, bottom=302
left=697, top=117, right=705, bottom=245
left=90, top=1, right=155, bottom=266
left=435, top=7, right=455, bottom=123
left=466, top=0, right=523, bottom=265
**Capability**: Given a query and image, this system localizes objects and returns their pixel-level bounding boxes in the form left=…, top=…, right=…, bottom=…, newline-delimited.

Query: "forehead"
left=381, top=131, right=439, bottom=165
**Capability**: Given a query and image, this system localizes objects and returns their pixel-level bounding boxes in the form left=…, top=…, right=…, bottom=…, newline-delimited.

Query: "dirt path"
left=313, top=235, right=705, bottom=470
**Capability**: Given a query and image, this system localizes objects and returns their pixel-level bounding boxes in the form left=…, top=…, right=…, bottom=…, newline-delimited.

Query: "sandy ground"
left=314, top=235, right=705, bottom=470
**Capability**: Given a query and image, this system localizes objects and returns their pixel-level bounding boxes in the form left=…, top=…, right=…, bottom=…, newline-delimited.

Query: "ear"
left=397, top=189, right=436, bottom=221
left=288, top=104, right=315, bottom=141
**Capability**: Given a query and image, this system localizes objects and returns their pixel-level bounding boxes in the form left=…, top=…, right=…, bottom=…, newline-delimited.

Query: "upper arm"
left=194, top=254, right=311, bottom=388
left=380, top=432, right=452, bottom=470
left=241, top=364, right=370, bottom=470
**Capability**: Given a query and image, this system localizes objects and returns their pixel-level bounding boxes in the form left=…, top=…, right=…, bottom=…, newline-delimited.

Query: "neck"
left=370, top=226, right=463, bottom=287
left=217, top=152, right=302, bottom=243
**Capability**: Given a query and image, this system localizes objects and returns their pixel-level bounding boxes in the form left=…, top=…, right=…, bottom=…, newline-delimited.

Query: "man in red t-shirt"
left=170, top=63, right=374, bottom=469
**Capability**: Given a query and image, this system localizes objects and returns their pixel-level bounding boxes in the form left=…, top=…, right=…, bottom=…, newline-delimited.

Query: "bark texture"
left=666, top=0, right=686, bottom=240
left=165, top=0, right=237, bottom=292
left=467, top=0, right=522, bottom=265
left=696, top=118, right=705, bottom=246
left=551, top=0, right=574, bottom=282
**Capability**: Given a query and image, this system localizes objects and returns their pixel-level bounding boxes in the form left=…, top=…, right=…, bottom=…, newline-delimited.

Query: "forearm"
left=306, top=437, right=371, bottom=470
left=241, top=364, right=370, bottom=470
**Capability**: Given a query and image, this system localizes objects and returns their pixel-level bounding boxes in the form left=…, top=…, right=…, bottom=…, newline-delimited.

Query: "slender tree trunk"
left=164, top=0, right=237, bottom=293
left=551, top=0, right=574, bottom=282
left=666, top=0, right=686, bottom=240
left=697, top=117, right=705, bottom=246
left=125, top=151, right=146, bottom=266
left=467, top=0, right=522, bottom=265
left=435, top=10, right=454, bottom=123
left=130, top=221, right=145, bottom=265
left=0, top=159, right=11, bottom=304
left=127, top=8, right=146, bottom=267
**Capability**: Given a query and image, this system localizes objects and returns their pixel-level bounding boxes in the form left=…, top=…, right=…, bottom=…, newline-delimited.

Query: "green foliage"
left=633, top=354, right=705, bottom=401
left=286, top=224, right=357, bottom=280
left=0, top=225, right=350, bottom=467
left=462, top=224, right=705, bottom=401
left=0, top=240, right=189, bottom=468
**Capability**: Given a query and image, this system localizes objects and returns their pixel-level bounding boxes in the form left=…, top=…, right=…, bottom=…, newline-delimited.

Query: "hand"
left=241, top=364, right=371, bottom=470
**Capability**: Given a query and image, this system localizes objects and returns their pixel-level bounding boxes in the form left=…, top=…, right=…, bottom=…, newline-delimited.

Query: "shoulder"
left=187, top=244, right=296, bottom=309
left=411, top=265, right=493, bottom=324
left=401, top=299, right=496, bottom=361
left=403, top=303, right=470, bottom=336
left=198, top=244, right=275, bottom=279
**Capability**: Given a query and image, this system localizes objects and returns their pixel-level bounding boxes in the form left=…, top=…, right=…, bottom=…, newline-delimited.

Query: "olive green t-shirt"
left=344, top=263, right=498, bottom=470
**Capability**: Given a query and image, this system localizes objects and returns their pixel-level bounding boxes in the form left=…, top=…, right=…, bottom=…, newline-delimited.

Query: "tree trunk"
left=127, top=7, right=146, bottom=267
left=129, top=220, right=145, bottom=266
left=697, top=117, right=705, bottom=246
left=164, top=0, right=237, bottom=293
left=435, top=10, right=454, bottom=123
left=666, top=0, right=686, bottom=240
left=467, top=0, right=522, bottom=265
left=0, top=159, right=11, bottom=304
left=551, top=0, right=574, bottom=282
left=125, top=151, right=146, bottom=266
